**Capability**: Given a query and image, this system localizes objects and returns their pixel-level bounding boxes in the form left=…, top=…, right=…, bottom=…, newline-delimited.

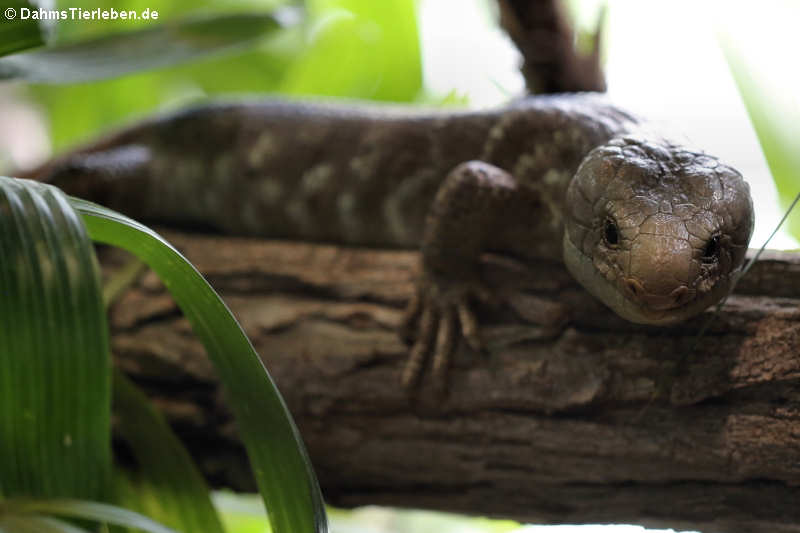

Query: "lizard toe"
left=400, top=276, right=490, bottom=389
left=401, top=306, right=437, bottom=388
left=398, top=289, right=422, bottom=344
left=431, top=308, right=456, bottom=386
left=456, top=298, right=483, bottom=353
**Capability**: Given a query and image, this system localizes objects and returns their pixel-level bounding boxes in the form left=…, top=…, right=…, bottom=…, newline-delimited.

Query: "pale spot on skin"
left=213, top=156, right=234, bottom=181
left=522, top=167, right=570, bottom=231
left=432, top=116, right=450, bottom=131
left=384, top=195, right=408, bottom=244
left=337, top=191, right=360, bottom=240
left=248, top=133, right=278, bottom=167
left=511, top=147, right=570, bottom=229
left=338, top=191, right=355, bottom=215
left=202, top=188, right=219, bottom=213
left=170, top=159, right=202, bottom=193
left=241, top=201, right=261, bottom=232
left=258, top=180, right=283, bottom=205
left=489, top=124, right=506, bottom=140
left=481, top=110, right=517, bottom=161
left=241, top=180, right=283, bottom=232
left=287, top=199, right=313, bottom=232
left=146, top=158, right=171, bottom=213
left=156, top=159, right=207, bottom=218
left=543, top=168, right=567, bottom=186
left=385, top=170, right=436, bottom=246
left=350, top=153, right=381, bottom=181
left=301, top=164, right=334, bottom=194
left=512, top=154, right=538, bottom=179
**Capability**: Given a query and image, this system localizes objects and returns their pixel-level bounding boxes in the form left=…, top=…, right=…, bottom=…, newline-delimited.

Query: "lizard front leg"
left=401, top=160, right=543, bottom=388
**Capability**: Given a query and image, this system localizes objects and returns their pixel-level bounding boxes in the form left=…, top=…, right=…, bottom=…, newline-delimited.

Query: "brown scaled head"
left=563, top=134, right=754, bottom=325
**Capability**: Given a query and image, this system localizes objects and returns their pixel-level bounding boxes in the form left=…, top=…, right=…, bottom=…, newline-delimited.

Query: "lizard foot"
left=399, top=276, right=492, bottom=389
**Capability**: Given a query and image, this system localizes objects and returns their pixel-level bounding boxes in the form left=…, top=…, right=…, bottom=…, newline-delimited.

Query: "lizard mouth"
left=562, top=234, right=732, bottom=325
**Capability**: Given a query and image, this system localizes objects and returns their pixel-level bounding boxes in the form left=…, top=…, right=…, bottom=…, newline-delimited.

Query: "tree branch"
left=105, top=231, right=800, bottom=533
left=496, top=0, right=606, bottom=93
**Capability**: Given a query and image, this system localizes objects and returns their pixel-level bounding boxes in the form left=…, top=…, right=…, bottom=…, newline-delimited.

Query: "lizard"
left=18, top=93, right=755, bottom=387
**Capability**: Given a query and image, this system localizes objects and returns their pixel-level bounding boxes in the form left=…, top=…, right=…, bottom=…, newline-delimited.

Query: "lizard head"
left=562, top=134, right=754, bottom=325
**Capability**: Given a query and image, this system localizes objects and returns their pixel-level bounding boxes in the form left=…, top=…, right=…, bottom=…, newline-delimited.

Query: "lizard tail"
left=13, top=144, right=152, bottom=212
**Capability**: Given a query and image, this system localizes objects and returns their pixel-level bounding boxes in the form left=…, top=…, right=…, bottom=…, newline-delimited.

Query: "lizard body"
left=23, top=93, right=755, bottom=385
left=34, top=94, right=628, bottom=249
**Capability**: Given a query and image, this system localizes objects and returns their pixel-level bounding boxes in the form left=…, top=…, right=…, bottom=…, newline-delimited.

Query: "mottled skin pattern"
left=23, top=93, right=755, bottom=387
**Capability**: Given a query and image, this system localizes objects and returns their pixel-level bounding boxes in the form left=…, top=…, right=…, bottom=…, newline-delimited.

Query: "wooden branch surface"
left=104, top=230, right=800, bottom=533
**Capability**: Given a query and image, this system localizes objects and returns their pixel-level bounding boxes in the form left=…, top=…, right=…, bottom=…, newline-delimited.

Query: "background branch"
left=496, top=0, right=606, bottom=93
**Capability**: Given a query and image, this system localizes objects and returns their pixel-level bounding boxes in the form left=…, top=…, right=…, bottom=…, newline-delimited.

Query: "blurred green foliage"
left=30, top=0, right=422, bottom=151
left=280, top=0, right=421, bottom=99
left=212, top=492, right=523, bottom=533
left=720, top=27, right=800, bottom=243
left=0, top=13, right=285, bottom=84
left=112, top=370, right=224, bottom=533
left=0, top=0, right=44, bottom=56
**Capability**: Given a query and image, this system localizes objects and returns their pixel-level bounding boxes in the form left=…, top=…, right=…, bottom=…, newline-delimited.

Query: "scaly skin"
left=20, top=93, right=755, bottom=387
left=563, top=134, right=753, bottom=326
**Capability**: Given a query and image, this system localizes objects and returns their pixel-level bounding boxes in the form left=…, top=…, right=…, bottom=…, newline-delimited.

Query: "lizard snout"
left=624, top=235, right=697, bottom=311
left=622, top=277, right=694, bottom=310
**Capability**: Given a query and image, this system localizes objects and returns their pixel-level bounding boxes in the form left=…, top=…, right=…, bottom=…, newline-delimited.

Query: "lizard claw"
left=399, top=276, right=488, bottom=389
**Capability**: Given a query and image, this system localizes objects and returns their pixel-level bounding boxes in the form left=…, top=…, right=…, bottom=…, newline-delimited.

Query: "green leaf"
left=0, top=514, right=91, bottom=533
left=5, top=500, right=177, bottom=533
left=0, top=12, right=284, bottom=83
left=71, top=198, right=328, bottom=533
left=112, top=369, right=225, bottom=533
left=280, top=0, right=422, bottom=100
left=48, top=0, right=296, bottom=43
left=0, top=0, right=45, bottom=57
left=0, top=177, right=110, bottom=499
left=213, top=492, right=274, bottom=533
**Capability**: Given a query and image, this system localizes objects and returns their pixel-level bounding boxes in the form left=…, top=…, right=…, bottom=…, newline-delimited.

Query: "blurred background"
left=1, top=0, right=798, bottom=531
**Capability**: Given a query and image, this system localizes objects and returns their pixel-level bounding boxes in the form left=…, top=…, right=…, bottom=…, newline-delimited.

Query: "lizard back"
left=26, top=93, right=638, bottom=249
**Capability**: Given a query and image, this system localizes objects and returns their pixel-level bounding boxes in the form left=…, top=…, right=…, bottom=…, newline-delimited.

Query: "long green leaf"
left=0, top=12, right=284, bottom=83
left=0, top=177, right=110, bottom=499
left=7, top=500, right=176, bottom=533
left=71, top=197, right=328, bottom=533
left=0, top=514, right=91, bottom=533
left=0, top=0, right=45, bottom=57
left=112, top=369, right=225, bottom=533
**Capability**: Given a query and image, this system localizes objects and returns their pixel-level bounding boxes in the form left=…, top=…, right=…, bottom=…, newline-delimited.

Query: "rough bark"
left=496, top=0, right=606, bottom=93
left=104, top=230, right=800, bottom=533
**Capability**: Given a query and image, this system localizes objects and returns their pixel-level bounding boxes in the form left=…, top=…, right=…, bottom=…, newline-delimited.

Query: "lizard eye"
left=702, top=234, right=721, bottom=264
left=603, top=217, right=619, bottom=248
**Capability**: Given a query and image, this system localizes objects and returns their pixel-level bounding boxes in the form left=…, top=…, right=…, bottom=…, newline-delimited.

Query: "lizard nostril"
left=624, top=278, right=644, bottom=301
left=670, top=286, right=691, bottom=306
